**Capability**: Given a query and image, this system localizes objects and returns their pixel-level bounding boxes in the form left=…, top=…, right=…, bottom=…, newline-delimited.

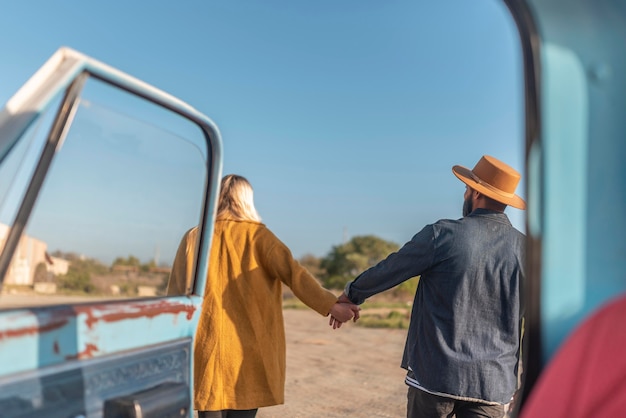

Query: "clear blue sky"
left=0, top=0, right=525, bottom=261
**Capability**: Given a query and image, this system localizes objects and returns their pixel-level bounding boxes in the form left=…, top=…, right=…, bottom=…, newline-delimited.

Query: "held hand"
left=329, top=302, right=355, bottom=323
left=348, top=302, right=361, bottom=322
left=328, top=302, right=361, bottom=329
left=329, top=315, right=343, bottom=329
left=338, top=293, right=360, bottom=322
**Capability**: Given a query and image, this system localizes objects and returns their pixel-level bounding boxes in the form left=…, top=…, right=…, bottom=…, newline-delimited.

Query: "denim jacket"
left=345, top=209, right=525, bottom=404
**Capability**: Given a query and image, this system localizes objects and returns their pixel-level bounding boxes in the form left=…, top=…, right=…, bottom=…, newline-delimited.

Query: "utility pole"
left=154, top=245, right=160, bottom=266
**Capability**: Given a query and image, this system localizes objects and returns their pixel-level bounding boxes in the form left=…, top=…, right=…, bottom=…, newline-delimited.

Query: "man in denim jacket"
left=340, top=155, right=525, bottom=418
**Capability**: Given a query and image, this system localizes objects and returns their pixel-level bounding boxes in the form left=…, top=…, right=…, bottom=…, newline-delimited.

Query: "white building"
left=0, top=223, right=66, bottom=286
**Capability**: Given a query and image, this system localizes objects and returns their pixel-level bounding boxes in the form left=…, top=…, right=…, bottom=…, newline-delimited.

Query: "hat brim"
left=452, top=165, right=526, bottom=210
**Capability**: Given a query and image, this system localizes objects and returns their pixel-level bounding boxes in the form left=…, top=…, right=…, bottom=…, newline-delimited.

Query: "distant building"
left=112, top=265, right=139, bottom=274
left=137, top=286, right=158, bottom=297
left=149, top=266, right=172, bottom=274
left=46, top=254, right=69, bottom=276
left=0, top=223, right=69, bottom=286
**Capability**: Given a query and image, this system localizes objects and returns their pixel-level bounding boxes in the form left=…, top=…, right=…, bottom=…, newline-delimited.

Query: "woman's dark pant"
left=198, top=409, right=258, bottom=418
left=407, top=386, right=504, bottom=418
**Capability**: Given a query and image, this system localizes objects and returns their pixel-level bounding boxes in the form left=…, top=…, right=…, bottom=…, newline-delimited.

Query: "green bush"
left=282, top=298, right=307, bottom=310
left=320, top=235, right=399, bottom=289
left=393, top=276, right=420, bottom=297
left=323, top=275, right=351, bottom=290
left=57, top=270, right=95, bottom=293
left=357, top=310, right=410, bottom=329
left=55, top=256, right=105, bottom=294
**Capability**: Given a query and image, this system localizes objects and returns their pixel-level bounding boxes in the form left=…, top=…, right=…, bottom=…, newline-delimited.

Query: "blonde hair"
left=216, top=174, right=262, bottom=222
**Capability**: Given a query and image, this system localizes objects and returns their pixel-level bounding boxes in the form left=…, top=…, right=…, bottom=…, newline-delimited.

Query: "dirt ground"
left=256, top=308, right=409, bottom=418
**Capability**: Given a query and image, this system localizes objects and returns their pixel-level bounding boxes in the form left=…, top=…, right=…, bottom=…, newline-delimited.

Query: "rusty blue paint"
left=0, top=296, right=202, bottom=376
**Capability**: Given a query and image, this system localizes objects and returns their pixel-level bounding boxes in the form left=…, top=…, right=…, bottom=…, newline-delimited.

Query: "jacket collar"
left=466, top=208, right=512, bottom=225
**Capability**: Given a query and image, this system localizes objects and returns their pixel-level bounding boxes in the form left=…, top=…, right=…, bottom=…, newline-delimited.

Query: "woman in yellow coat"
left=169, top=174, right=359, bottom=418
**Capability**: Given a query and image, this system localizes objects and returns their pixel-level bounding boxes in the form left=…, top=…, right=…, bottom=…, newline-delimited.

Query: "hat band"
left=469, top=172, right=515, bottom=198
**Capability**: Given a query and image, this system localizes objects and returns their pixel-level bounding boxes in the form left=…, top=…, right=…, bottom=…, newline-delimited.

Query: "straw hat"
left=452, top=155, right=526, bottom=210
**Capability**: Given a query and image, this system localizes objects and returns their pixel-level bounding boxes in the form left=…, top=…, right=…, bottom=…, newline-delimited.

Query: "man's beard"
left=463, top=195, right=473, bottom=217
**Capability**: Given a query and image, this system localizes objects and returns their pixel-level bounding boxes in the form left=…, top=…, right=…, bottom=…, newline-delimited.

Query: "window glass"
left=0, top=78, right=208, bottom=307
left=0, top=95, right=63, bottom=227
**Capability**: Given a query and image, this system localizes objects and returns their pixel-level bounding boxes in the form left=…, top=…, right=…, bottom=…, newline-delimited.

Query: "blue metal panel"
left=526, top=0, right=626, bottom=361
left=0, top=338, right=192, bottom=418
left=0, top=296, right=203, bottom=375
left=541, top=43, right=588, bottom=358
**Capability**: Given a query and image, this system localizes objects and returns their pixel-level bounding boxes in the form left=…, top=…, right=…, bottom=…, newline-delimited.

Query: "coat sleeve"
left=262, top=230, right=338, bottom=316
left=166, top=227, right=198, bottom=295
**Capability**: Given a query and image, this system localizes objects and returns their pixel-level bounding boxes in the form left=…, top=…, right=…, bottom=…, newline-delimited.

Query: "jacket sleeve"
left=262, top=230, right=337, bottom=316
left=166, top=227, right=198, bottom=295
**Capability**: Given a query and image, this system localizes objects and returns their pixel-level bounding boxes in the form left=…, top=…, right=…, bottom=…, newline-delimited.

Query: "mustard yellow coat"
left=168, top=219, right=338, bottom=411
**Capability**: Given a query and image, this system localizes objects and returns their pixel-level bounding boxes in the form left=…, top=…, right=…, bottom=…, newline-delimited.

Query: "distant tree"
left=320, top=235, right=399, bottom=289
left=140, top=260, right=157, bottom=273
left=57, top=270, right=94, bottom=293
left=298, top=253, right=324, bottom=279
left=34, top=262, right=50, bottom=282
left=112, top=255, right=141, bottom=268
left=396, top=276, right=420, bottom=299
left=56, top=256, right=105, bottom=293
left=50, top=250, right=81, bottom=262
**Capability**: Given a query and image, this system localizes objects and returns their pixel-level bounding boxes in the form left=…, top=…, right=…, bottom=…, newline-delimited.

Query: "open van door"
left=0, top=48, right=222, bottom=417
